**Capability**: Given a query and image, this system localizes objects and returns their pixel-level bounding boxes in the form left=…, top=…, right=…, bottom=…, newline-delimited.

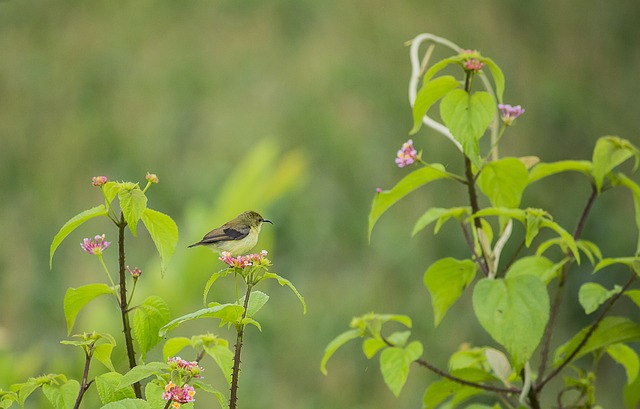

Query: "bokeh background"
left=1, top=0, right=639, bottom=408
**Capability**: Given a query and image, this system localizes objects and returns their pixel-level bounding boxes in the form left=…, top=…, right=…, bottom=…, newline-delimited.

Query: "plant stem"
left=117, top=212, right=141, bottom=398
left=536, top=187, right=597, bottom=382
left=72, top=347, right=94, bottom=409
left=230, top=282, right=253, bottom=409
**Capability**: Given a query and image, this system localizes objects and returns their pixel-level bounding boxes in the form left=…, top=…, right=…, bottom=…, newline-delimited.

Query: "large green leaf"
left=117, top=362, right=168, bottom=389
left=141, top=208, right=178, bottom=275
left=64, top=283, right=115, bottom=334
left=473, top=275, right=549, bottom=370
left=477, top=158, right=529, bottom=209
left=369, top=164, right=449, bottom=240
left=424, top=258, right=476, bottom=326
left=412, top=207, right=469, bottom=236
left=592, top=136, right=640, bottom=192
left=554, top=316, right=640, bottom=366
left=203, top=342, right=235, bottom=386
left=505, top=255, right=564, bottom=285
left=132, top=296, right=170, bottom=358
left=440, top=89, right=495, bottom=168
left=118, top=186, right=147, bottom=236
left=624, top=372, right=640, bottom=409
left=50, top=205, right=108, bottom=269
left=41, top=380, right=79, bottom=409
left=411, top=75, right=460, bottom=134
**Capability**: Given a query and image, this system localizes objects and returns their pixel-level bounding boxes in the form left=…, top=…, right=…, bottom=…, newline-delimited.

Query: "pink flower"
left=127, top=266, right=142, bottom=279
left=145, top=172, right=159, bottom=184
left=168, top=356, right=204, bottom=377
left=498, top=104, right=525, bottom=125
left=81, top=234, right=111, bottom=255
left=162, top=382, right=195, bottom=407
left=464, top=58, right=483, bottom=72
left=395, top=139, right=418, bottom=168
left=375, top=188, right=382, bottom=193
left=91, top=176, right=108, bottom=186
left=219, top=251, right=270, bottom=268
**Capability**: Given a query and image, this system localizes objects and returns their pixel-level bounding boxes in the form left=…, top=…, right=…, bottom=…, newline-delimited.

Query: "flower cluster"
left=162, top=382, right=195, bottom=408
left=464, top=58, right=483, bottom=72
left=145, top=172, right=159, bottom=184
left=219, top=250, right=270, bottom=269
left=91, top=176, right=108, bottom=187
left=126, top=265, right=142, bottom=279
left=395, top=139, right=418, bottom=168
left=498, top=103, right=525, bottom=125
left=80, top=234, right=110, bottom=256
left=168, top=356, right=204, bottom=378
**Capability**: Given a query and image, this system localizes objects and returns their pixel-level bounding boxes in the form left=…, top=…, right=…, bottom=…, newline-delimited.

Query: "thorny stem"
left=117, top=212, right=141, bottom=398
left=230, top=281, right=253, bottom=409
left=72, top=346, right=95, bottom=409
left=536, top=187, right=597, bottom=383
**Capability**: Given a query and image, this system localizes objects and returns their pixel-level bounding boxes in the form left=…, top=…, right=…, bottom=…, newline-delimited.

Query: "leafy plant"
left=322, top=33, right=640, bottom=409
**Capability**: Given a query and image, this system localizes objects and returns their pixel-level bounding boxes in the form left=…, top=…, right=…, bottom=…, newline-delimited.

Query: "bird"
left=188, top=210, right=272, bottom=255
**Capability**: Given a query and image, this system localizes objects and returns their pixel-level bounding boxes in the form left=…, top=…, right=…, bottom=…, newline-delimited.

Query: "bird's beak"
left=264, top=219, right=273, bottom=224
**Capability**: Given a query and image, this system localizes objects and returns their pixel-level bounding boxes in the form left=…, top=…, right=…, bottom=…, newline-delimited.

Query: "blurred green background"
left=1, top=0, right=639, bottom=408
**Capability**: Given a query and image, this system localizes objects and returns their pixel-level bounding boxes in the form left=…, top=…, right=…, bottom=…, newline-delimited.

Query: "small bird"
left=188, top=210, right=272, bottom=255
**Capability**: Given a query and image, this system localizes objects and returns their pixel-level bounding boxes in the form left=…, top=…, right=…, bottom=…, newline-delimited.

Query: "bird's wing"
left=199, top=225, right=250, bottom=243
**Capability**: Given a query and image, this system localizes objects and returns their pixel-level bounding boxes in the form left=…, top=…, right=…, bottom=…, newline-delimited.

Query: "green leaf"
left=423, top=56, right=461, bottom=83
left=118, top=186, right=147, bottom=236
left=102, top=182, right=122, bottom=207
left=379, top=341, right=423, bottom=397
left=50, top=205, right=108, bottom=269
left=133, top=296, right=171, bottom=358
left=203, top=343, right=234, bottom=386
left=594, top=257, right=640, bottom=275
left=473, top=275, right=549, bottom=370
left=117, top=362, right=168, bottom=389
left=624, top=372, right=640, bottom=409
left=320, top=329, right=361, bottom=375
left=611, top=174, right=640, bottom=255
left=576, top=240, right=603, bottom=265
left=41, top=380, right=79, bottom=409
left=477, top=158, right=529, bottom=209
left=578, top=283, right=622, bottom=314
left=592, top=136, right=640, bottom=192
left=505, top=255, right=564, bottom=285
left=95, top=372, right=135, bottom=404
left=440, top=89, right=495, bottom=168
left=203, top=270, right=231, bottom=306
left=369, top=164, right=449, bottom=240
left=100, top=399, right=152, bottom=409
left=363, top=338, right=387, bottom=359
left=482, top=57, right=504, bottom=103
left=424, top=258, right=476, bottom=326
left=162, top=337, right=193, bottom=361
left=411, top=75, right=460, bottom=134
left=528, top=160, right=592, bottom=183
left=94, top=343, right=116, bottom=372
left=412, top=207, right=469, bottom=237
left=262, top=272, right=306, bottom=314
left=141, top=208, right=179, bottom=275
left=190, top=380, right=228, bottom=409
left=626, top=289, right=640, bottom=308
left=159, top=304, right=244, bottom=337
left=606, top=343, right=639, bottom=384
left=477, top=158, right=529, bottom=231
left=554, top=316, right=640, bottom=366
left=386, top=330, right=412, bottom=347
left=144, top=382, right=167, bottom=409
left=63, top=283, right=115, bottom=334
left=242, top=291, right=269, bottom=318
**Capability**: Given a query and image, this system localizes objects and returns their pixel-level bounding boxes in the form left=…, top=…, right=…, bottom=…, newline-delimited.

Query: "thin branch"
left=536, top=187, right=598, bottom=382
left=460, top=221, right=489, bottom=276
left=536, top=272, right=637, bottom=391
left=117, top=212, right=141, bottom=398
left=72, top=348, right=94, bottom=409
left=230, top=282, right=253, bottom=409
